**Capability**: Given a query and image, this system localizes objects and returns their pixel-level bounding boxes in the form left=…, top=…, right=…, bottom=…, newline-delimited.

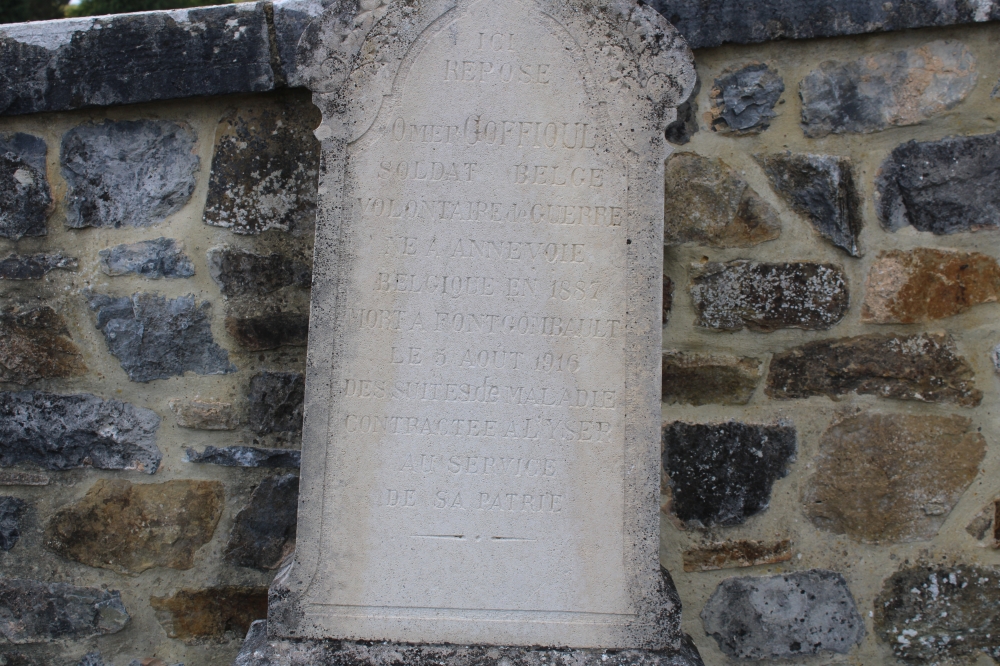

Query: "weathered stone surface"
left=863, top=249, right=1000, bottom=323
left=682, top=539, right=792, bottom=572
left=756, top=152, right=862, bottom=256
left=0, top=471, right=48, bottom=486
left=185, top=446, right=300, bottom=469
left=664, top=155, right=781, bottom=248
left=964, top=500, right=997, bottom=541
left=226, top=313, right=310, bottom=351
left=647, top=0, right=1000, bottom=49
left=46, top=479, right=224, bottom=574
left=702, top=570, right=864, bottom=659
left=150, top=587, right=268, bottom=641
left=664, top=76, right=700, bottom=146
left=168, top=399, right=238, bottom=430
left=246, top=372, right=304, bottom=435
left=800, top=40, right=977, bottom=138
left=225, top=474, right=299, bottom=570
left=61, top=120, right=198, bottom=229
left=0, top=306, right=85, bottom=384
left=691, top=261, right=848, bottom=332
left=709, top=63, right=783, bottom=134
left=0, top=133, right=51, bottom=240
left=0, top=391, right=161, bottom=473
left=0, top=6, right=274, bottom=116
left=0, top=578, right=129, bottom=644
left=0, top=252, right=76, bottom=280
left=766, top=333, right=982, bottom=406
left=88, top=292, right=235, bottom=383
left=663, top=276, right=674, bottom=325
left=76, top=654, right=106, bottom=666
left=875, top=131, right=1000, bottom=234
left=805, top=413, right=985, bottom=543
left=662, top=351, right=762, bottom=406
left=207, top=247, right=311, bottom=297
left=662, top=422, right=795, bottom=528
left=0, top=496, right=26, bottom=551
left=98, top=238, right=194, bottom=279
left=993, top=77, right=1000, bottom=99
left=875, top=564, right=1000, bottom=662
left=203, top=96, right=320, bottom=235
left=235, top=620, right=706, bottom=666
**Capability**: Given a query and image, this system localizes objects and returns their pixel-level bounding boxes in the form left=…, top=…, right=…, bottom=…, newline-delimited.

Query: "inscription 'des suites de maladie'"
left=273, top=0, right=695, bottom=650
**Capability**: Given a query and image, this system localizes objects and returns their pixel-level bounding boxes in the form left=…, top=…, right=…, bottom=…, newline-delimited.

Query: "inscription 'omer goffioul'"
left=275, top=0, right=695, bottom=651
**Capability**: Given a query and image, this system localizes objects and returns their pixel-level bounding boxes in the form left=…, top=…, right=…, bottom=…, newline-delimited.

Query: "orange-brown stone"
left=46, top=479, right=224, bottom=574
left=0, top=306, right=85, bottom=384
left=682, top=539, right=792, bottom=572
left=862, top=248, right=1000, bottom=323
left=150, top=587, right=268, bottom=641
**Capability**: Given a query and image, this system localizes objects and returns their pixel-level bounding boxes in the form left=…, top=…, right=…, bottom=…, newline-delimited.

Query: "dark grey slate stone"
left=185, top=446, right=301, bottom=468
left=226, top=313, right=310, bottom=351
left=98, top=238, right=195, bottom=279
left=0, top=133, right=51, bottom=240
left=0, top=6, right=273, bottom=116
left=993, top=77, right=999, bottom=99
left=647, top=0, right=1000, bottom=49
left=665, top=75, right=700, bottom=145
left=709, top=63, right=783, bottom=134
left=0, top=252, right=76, bottom=280
left=874, top=564, right=1000, bottom=662
left=702, top=570, right=865, bottom=659
left=756, top=153, right=863, bottom=256
left=0, top=391, right=161, bottom=474
left=875, top=131, right=1000, bottom=234
left=61, top=120, right=199, bottom=229
left=0, top=578, right=129, bottom=644
left=208, top=247, right=311, bottom=297
left=662, top=421, right=795, bottom=528
left=87, top=292, right=235, bottom=383
left=76, top=654, right=107, bottom=666
left=235, top=620, right=705, bottom=666
left=225, top=474, right=299, bottom=570
left=0, top=496, right=26, bottom=551
left=690, top=261, right=849, bottom=332
left=246, top=372, right=305, bottom=435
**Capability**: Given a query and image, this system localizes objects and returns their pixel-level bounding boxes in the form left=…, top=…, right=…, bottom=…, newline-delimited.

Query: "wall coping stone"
left=0, top=0, right=997, bottom=116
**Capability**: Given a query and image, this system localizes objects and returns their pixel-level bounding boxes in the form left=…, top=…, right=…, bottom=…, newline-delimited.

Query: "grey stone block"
left=208, top=247, right=311, bottom=297
left=709, top=63, right=783, bottom=134
left=876, top=131, right=1000, bottom=234
left=0, top=391, right=161, bottom=474
left=648, top=0, right=1000, bottom=49
left=799, top=41, right=976, bottom=138
left=185, top=446, right=301, bottom=468
left=756, top=152, right=863, bottom=256
left=61, top=120, right=199, bottom=229
left=0, top=578, right=129, bottom=644
left=0, top=496, right=27, bottom=551
left=99, top=238, right=195, bottom=279
left=0, top=6, right=273, bottom=116
left=246, top=372, right=304, bottom=435
left=0, top=252, right=76, bottom=279
left=662, top=421, right=795, bottom=528
left=0, top=133, right=51, bottom=240
left=225, top=474, right=299, bottom=570
left=234, top=620, right=706, bottom=665
left=88, top=292, right=235, bottom=383
left=702, top=570, right=864, bottom=659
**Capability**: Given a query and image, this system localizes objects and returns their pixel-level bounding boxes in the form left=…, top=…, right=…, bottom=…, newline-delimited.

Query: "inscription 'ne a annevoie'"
left=278, top=0, right=695, bottom=649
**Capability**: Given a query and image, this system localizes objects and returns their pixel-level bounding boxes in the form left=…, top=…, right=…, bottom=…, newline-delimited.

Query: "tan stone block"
left=168, top=398, right=238, bottom=430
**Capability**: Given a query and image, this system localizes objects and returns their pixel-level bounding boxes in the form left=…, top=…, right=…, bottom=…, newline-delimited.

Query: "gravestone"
left=261, top=0, right=696, bottom=658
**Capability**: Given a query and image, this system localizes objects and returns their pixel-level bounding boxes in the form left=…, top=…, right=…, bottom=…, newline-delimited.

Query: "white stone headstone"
left=271, top=0, right=695, bottom=649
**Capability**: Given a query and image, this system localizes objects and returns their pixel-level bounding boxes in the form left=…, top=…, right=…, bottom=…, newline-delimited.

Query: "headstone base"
left=234, top=621, right=704, bottom=666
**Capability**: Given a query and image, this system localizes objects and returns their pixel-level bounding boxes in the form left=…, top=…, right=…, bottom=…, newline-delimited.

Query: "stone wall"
left=0, top=3, right=998, bottom=665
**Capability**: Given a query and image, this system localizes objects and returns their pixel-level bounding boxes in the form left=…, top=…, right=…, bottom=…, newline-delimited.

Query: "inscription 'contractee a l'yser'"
left=277, top=0, right=694, bottom=651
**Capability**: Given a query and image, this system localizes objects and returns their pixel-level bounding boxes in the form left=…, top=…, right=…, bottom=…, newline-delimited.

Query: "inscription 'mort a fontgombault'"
left=275, top=0, right=694, bottom=650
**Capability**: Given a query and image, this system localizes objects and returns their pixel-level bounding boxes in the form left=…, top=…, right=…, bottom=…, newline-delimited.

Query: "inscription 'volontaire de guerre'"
left=272, top=0, right=695, bottom=650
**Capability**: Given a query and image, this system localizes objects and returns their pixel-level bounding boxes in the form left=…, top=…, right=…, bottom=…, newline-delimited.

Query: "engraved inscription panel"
left=323, top=0, right=628, bottom=616
left=281, top=0, right=695, bottom=648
